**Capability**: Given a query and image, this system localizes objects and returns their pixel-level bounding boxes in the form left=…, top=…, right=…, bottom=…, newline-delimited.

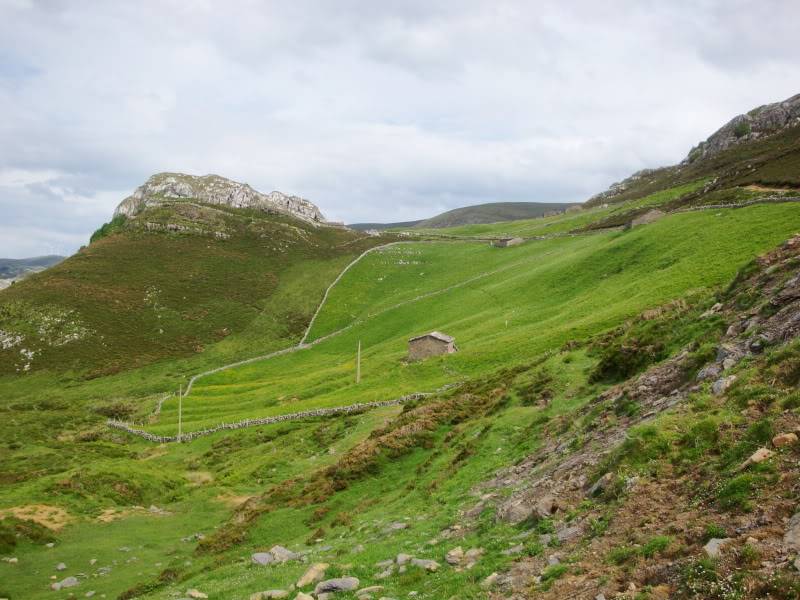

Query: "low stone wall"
left=107, top=392, right=430, bottom=444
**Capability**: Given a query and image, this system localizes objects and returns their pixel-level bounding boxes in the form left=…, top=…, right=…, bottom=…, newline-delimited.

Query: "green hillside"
left=3, top=107, right=800, bottom=600
left=0, top=204, right=384, bottom=377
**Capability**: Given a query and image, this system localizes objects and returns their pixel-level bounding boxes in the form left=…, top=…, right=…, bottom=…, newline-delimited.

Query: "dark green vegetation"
left=2, top=104, right=800, bottom=599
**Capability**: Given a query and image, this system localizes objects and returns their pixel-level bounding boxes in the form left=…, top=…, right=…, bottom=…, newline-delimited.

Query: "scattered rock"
left=384, top=522, right=408, bottom=533
left=315, top=577, right=360, bottom=594
left=556, top=525, right=582, bottom=543
left=249, top=591, right=288, bottom=600
left=773, top=432, right=798, bottom=448
left=56, top=562, right=66, bottom=571
left=502, top=544, right=524, bottom=556
left=784, top=512, right=800, bottom=551
left=51, top=577, right=79, bottom=591
left=740, top=447, right=775, bottom=470
left=297, top=563, right=329, bottom=587
left=410, top=558, right=440, bottom=572
left=295, top=594, right=314, bottom=600
left=89, top=558, right=97, bottom=565
left=396, top=553, right=413, bottom=565
left=445, top=546, right=463, bottom=565
left=85, top=592, right=95, bottom=598
left=696, top=363, right=722, bottom=381
left=252, top=552, right=275, bottom=566
left=586, top=473, right=614, bottom=497
left=712, top=375, right=736, bottom=395
left=704, top=538, right=733, bottom=558
left=269, top=545, right=300, bottom=563
left=357, top=586, right=384, bottom=598
left=186, top=590, right=208, bottom=599
left=480, top=573, right=498, bottom=589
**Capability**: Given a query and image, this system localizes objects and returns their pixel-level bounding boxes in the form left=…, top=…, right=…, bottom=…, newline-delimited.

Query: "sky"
left=1, top=1, right=799, bottom=258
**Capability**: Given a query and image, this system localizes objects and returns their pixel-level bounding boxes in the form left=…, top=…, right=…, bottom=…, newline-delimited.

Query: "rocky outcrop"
left=114, top=173, right=326, bottom=225
left=684, top=92, right=800, bottom=164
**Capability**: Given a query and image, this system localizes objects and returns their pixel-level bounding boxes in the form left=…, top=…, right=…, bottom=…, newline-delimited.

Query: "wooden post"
left=178, top=384, right=183, bottom=443
left=356, top=340, right=361, bottom=384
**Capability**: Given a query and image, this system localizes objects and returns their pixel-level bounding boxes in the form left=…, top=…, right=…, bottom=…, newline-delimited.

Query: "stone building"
left=408, top=331, right=457, bottom=360
left=492, top=237, right=524, bottom=248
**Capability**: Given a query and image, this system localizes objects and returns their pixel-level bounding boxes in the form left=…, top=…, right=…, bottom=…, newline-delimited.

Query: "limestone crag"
left=114, top=173, right=325, bottom=225
left=684, top=92, right=800, bottom=164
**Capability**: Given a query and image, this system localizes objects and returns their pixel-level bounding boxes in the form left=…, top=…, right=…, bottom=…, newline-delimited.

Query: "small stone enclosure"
left=408, top=331, right=458, bottom=360
left=492, top=237, right=524, bottom=248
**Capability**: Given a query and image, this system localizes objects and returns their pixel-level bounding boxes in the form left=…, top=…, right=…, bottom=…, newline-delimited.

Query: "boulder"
left=297, top=562, right=328, bottom=587
left=497, top=494, right=556, bottom=524
left=586, top=473, right=614, bottom=497
left=357, top=586, right=384, bottom=597
left=703, top=538, right=733, bottom=558
left=249, top=591, right=288, bottom=600
left=480, top=572, right=499, bottom=589
left=187, top=590, right=208, bottom=599
left=252, top=552, right=275, bottom=566
left=784, top=512, right=800, bottom=551
left=773, top=432, right=798, bottom=448
left=445, top=546, right=464, bottom=565
left=396, top=553, right=413, bottom=565
left=711, top=375, right=736, bottom=395
left=56, top=562, right=67, bottom=571
left=315, top=577, right=360, bottom=594
left=295, top=594, right=314, bottom=600
left=269, top=545, right=300, bottom=563
left=51, top=577, right=79, bottom=591
left=740, top=447, right=775, bottom=470
left=410, top=558, right=440, bottom=572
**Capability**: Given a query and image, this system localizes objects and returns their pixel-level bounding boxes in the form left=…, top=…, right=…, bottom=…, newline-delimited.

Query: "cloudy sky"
left=1, top=0, right=799, bottom=257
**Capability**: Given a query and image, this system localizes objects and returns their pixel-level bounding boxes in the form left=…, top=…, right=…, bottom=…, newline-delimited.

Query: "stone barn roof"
left=409, top=331, right=455, bottom=343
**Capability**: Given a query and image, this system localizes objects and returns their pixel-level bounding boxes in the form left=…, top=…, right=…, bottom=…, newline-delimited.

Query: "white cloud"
left=0, top=0, right=799, bottom=256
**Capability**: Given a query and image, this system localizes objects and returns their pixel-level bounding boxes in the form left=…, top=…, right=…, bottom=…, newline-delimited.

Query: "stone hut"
left=492, top=237, right=524, bottom=248
left=408, top=331, right=457, bottom=360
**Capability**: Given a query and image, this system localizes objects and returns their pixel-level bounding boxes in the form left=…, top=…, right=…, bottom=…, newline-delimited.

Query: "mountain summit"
left=114, top=172, right=326, bottom=225
left=685, top=92, right=800, bottom=164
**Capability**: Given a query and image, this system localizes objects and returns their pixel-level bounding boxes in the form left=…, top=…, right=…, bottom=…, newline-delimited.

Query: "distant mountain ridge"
left=114, top=172, right=326, bottom=225
left=349, top=202, right=577, bottom=231
left=348, top=220, right=422, bottom=231
left=412, top=201, right=577, bottom=229
left=0, top=255, right=64, bottom=289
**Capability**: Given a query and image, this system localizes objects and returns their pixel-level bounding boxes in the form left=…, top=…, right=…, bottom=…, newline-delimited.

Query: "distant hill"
left=412, top=201, right=577, bottom=229
left=349, top=202, right=577, bottom=231
left=0, top=255, right=64, bottom=288
left=348, top=220, right=422, bottom=231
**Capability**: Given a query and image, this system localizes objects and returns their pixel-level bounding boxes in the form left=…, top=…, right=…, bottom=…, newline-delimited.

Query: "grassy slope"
left=154, top=203, right=800, bottom=436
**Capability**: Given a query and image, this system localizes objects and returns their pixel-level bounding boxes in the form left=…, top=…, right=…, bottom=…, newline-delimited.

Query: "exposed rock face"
left=684, top=92, right=800, bottom=164
left=114, top=173, right=326, bottom=225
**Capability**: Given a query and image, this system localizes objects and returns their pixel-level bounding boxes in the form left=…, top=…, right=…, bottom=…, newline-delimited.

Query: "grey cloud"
left=0, top=0, right=799, bottom=256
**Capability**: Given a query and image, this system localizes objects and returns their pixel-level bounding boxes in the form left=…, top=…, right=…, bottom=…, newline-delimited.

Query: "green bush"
left=734, top=120, right=752, bottom=138
left=90, top=214, right=127, bottom=243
